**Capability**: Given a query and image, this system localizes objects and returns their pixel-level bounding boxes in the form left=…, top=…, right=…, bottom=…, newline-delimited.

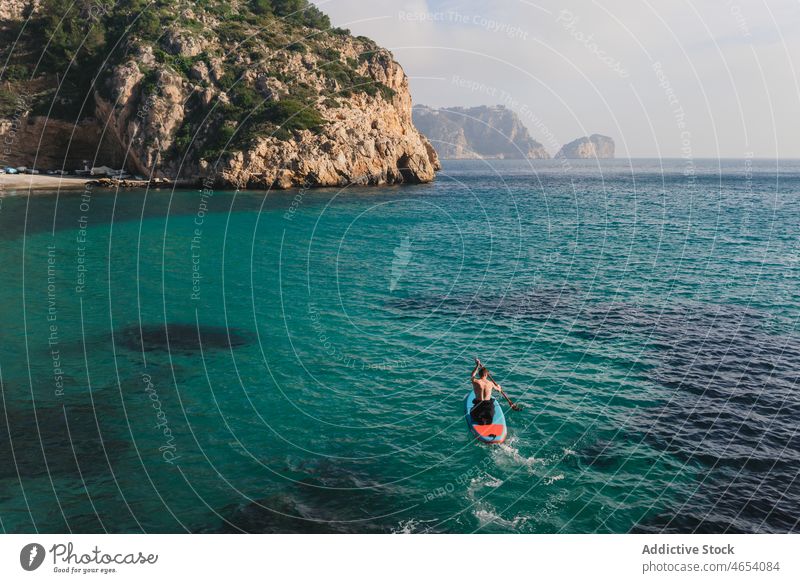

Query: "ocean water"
left=0, top=158, right=798, bottom=533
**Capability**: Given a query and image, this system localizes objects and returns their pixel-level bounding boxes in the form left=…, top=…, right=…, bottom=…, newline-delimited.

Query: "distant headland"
left=412, top=105, right=550, bottom=160
left=555, top=134, right=615, bottom=159
left=413, top=105, right=614, bottom=160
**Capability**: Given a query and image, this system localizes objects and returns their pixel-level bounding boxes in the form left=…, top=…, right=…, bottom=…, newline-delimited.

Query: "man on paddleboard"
left=470, top=359, right=500, bottom=425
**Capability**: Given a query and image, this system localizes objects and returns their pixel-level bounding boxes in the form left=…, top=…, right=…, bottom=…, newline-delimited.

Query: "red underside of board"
left=472, top=424, right=504, bottom=438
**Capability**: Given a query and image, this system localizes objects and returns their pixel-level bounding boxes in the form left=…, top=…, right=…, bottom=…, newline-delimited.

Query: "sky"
left=312, top=0, right=800, bottom=158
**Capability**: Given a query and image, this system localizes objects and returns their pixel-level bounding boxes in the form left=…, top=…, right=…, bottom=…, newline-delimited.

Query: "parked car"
left=5, top=167, right=18, bottom=174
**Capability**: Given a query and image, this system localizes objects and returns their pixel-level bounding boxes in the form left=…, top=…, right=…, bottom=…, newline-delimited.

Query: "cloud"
left=314, top=0, right=800, bottom=157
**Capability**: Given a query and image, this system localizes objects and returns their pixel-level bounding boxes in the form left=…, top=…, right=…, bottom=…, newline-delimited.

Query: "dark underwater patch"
left=214, top=459, right=422, bottom=534
left=0, top=401, right=129, bottom=480
left=628, top=302, right=800, bottom=533
left=631, top=513, right=750, bottom=534
left=384, top=285, right=577, bottom=321
left=118, top=323, right=253, bottom=353
left=631, top=473, right=798, bottom=534
left=216, top=479, right=406, bottom=534
left=578, top=439, right=623, bottom=471
left=217, top=493, right=353, bottom=534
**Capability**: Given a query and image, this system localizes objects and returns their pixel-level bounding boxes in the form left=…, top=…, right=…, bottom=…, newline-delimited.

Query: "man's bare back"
left=471, top=361, right=499, bottom=401
left=472, top=377, right=495, bottom=401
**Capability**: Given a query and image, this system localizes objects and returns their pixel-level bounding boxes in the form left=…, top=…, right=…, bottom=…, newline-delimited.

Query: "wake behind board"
left=464, top=393, right=507, bottom=444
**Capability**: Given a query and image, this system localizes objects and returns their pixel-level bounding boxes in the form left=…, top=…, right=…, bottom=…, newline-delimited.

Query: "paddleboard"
left=464, top=393, right=507, bottom=444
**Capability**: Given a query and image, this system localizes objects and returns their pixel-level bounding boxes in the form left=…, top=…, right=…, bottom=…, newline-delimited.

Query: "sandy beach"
left=0, top=174, right=93, bottom=194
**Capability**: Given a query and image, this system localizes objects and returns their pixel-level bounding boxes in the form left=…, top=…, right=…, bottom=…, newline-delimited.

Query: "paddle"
left=475, top=359, right=523, bottom=411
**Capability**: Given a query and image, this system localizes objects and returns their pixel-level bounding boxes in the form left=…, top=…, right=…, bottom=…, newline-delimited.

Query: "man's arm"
left=471, top=358, right=482, bottom=380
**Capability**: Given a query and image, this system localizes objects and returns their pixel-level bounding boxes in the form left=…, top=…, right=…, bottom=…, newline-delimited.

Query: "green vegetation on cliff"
left=0, top=0, right=394, bottom=159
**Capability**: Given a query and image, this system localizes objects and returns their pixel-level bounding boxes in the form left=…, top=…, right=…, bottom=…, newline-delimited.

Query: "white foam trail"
left=544, top=473, right=565, bottom=485
left=493, top=436, right=544, bottom=470
left=473, top=507, right=528, bottom=530
left=468, top=473, right=504, bottom=494
left=392, top=518, right=436, bottom=534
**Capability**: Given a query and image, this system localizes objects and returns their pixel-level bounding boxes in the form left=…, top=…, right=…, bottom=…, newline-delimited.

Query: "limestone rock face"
left=216, top=108, right=438, bottom=188
left=216, top=71, right=440, bottom=189
left=162, top=29, right=204, bottom=58
left=0, top=1, right=439, bottom=189
left=412, top=105, right=550, bottom=159
left=0, top=115, right=123, bottom=170
left=93, top=39, right=439, bottom=188
left=555, top=134, right=615, bottom=159
left=0, top=0, right=38, bottom=21
left=95, top=63, right=187, bottom=177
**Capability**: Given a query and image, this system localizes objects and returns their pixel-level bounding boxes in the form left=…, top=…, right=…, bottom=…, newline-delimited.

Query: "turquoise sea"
left=0, top=159, right=798, bottom=533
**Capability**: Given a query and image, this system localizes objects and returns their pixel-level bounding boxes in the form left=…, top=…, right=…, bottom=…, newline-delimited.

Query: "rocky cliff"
left=0, top=115, right=124, bottom=170
left=412, top=105, right=549, bottom=160
left=555, top=134, right=615, bottom=159
left=0, top=0, right=36, bottom=21
left=0, top=0, right=439, bottom=188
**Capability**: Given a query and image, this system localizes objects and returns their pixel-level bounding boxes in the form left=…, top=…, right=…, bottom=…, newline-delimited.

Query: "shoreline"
left=0, top=174, right=190, bottom=194
left=0, top=174, right=433, bottom=195
left=0, top=174, right=93, bottom=193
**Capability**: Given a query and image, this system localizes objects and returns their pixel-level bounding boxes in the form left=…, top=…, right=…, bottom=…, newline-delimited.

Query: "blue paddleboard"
left=464, top=393, right=508, bottom=444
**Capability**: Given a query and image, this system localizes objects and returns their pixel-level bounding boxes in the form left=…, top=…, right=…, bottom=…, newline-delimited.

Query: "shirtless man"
left=470, top=359, right=500, bottom=425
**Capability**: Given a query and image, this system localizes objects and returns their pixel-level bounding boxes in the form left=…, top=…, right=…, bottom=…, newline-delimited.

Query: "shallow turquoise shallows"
left=0, top=159, right=798, bottom=533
